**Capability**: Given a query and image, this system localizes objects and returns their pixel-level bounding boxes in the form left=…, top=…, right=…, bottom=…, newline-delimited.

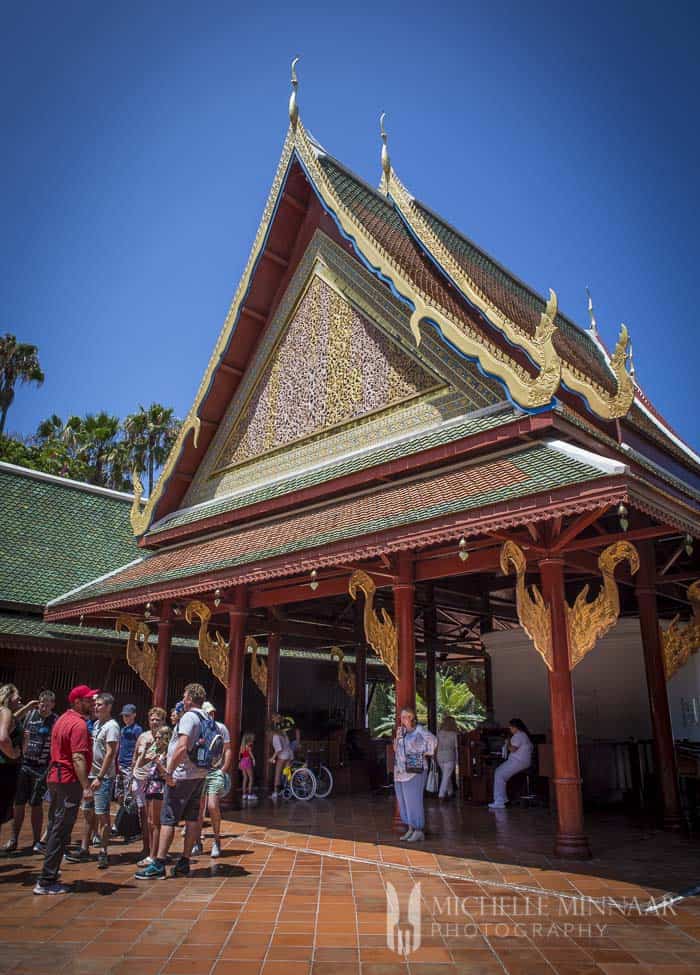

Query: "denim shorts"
left=92, top=777, right=115, bottom=815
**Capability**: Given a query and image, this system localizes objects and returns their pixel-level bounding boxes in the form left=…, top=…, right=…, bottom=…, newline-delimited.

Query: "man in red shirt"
left=34, top=685, right=98, bottom=895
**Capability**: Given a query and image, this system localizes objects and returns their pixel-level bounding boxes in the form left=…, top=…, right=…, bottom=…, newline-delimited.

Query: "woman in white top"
left=436, top=715, right=459, bottom=799
left=392, top=707, right=437, bottom=843
left=489, top=718, right=533, bottom=809
left=269, top=714, right=293, bottom=799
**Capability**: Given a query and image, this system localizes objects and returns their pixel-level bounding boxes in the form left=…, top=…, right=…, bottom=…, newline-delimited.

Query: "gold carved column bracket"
left=662, top=580, right=700, bottom=680
left=500, top=541, right=553, bottom=670
left=246, top=636, right=268, bottom=695
left=348, top=569, right=399, bottom=678
left=115, top=614, right=158, bottom=691
left=330, top=647, right=356, bottom=697
left=184, top=599, right=229, bottom=687
left=566, top=541, right=639, bottom=669
left=500, top=539, right=639, bottom=671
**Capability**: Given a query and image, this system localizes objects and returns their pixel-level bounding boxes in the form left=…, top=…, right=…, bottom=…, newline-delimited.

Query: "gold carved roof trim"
left=388, top=167, right=634, bottom=421
left=293, top=122, right=559, bottom=412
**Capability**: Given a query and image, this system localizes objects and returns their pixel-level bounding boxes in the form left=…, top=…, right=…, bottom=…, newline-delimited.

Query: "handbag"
left=404, top=749, right=425, bottom=772
left=426, top=758, right=439, bottom=794
left=113, top=773, right=141, bottom=839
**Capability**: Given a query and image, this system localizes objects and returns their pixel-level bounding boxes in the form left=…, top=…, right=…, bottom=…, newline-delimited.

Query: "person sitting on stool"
left=488, top=718, right=533, bottom=810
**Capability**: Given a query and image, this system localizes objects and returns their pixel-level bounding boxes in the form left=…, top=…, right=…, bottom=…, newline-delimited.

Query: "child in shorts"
left=239, top=733, right=255, bottom=800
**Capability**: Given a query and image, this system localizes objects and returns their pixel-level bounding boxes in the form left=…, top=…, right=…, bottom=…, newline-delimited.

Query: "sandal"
left=3, top=838, right=17, bottom=853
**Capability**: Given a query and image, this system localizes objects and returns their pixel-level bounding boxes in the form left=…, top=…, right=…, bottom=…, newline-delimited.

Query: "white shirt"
left=272, top=732, right=293, bottom=761
left=436, top=730, right=458, bottom=762
left=509, top=730, right=533, bottom=767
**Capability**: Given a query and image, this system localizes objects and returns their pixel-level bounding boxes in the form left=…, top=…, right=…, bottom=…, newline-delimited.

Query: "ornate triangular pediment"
left=213, top=272, right=438, bottom=474
left=180, top=232, right=504, bottom=511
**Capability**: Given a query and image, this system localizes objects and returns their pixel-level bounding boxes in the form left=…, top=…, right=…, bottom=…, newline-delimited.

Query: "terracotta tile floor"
left=1, top=794, right=699, bottom=975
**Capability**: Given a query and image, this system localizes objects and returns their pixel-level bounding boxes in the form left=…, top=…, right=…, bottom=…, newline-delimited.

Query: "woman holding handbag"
left=392, top=708, right=437, bottom=843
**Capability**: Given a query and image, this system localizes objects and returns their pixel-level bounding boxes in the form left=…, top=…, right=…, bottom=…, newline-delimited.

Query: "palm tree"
left=79, top=412, right=121, bottom=484
left=123, top=403, right=181, bottom=494
left=0, top=334, right=44, bottom=435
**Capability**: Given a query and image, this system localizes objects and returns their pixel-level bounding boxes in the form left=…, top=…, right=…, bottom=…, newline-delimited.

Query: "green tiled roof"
left=0, top=464, right=139, bottom=607
left=151, top=407, right=518, bottom=536
left=0, top=613, right=195, bottom=648
left=51, top=442, right=612, bottom=607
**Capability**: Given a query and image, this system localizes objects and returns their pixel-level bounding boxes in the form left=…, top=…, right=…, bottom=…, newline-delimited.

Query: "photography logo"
left=386, top=881, right=422, bottom=956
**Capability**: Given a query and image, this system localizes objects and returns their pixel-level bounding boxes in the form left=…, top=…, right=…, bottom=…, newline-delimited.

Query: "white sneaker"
left=407, top=830, right=424, bottom=842
left=191, top=842, right=203, bottom=856
left=400, top=829, right=413, bottom=840
left=211, top=841, right=220, bottom=858
left=488, top=802, right=507, bottom=809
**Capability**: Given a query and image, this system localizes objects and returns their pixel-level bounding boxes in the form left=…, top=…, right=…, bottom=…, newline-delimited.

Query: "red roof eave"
left=44, top=475, right=633, bottom=622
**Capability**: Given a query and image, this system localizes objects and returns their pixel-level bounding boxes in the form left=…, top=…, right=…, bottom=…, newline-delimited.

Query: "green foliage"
left=0, top=334, right=44, bottom=436
left=369, top=671, right=485, bottom=738
left=123, top=404, right=181, bottom=495
left=2, top=403, right=181, bottom=493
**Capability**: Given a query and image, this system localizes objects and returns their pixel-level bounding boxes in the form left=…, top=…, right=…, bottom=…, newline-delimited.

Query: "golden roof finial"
left=585, top=287, right=598, bottom=337
left=289, top=57, right=300, bottom=129
left=380, top=112, right=390, bottom=193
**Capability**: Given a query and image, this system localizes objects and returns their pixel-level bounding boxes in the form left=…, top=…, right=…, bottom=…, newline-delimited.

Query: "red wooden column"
left=153, top=601, right=172, bottom=709
left=265, top=631, right=281, bottom=790
left=224, top=587, right=248, bottom=780
left=636, top=541, right=683, bottom=829
left=540, top=557, right=591, bottom=859
left=353, top=603, right=368, bottom=729
left=392, top=552, right=416, bottom=830
left=424, top=585, right=438, bottom=734
left=394, top=552, right=416, bottom=717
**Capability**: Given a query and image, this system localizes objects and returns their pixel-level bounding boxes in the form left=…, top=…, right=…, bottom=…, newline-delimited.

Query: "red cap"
left=68, top=684, right=100, bottom=704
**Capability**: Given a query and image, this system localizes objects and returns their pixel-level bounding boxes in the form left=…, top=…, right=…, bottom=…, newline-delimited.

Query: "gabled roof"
left=0, top=462, right=139, bottom=607
left=126, top=114, right=692, bottom=542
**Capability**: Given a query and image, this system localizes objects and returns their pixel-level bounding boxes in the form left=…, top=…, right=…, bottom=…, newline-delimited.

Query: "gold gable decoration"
left=115, top=615, right=158, bottom=691
left=185, top=600, right=229, bottom=687
left=330, top=647, right=356, bottom=697
left=662, top=580, right=700, bottom=680
left=348, top=570, right=398, bottom=678
left=387, top=166, right=634, bottom=420
left=212, top=273, right=437, bottom=476
left=246, top=636, right=268, bottom=695
left=500, top=540, right=638, bottom=670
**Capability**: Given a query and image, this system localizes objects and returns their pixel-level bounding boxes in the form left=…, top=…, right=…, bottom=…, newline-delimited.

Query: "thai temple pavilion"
left=45, top=66, right=700, bottom=858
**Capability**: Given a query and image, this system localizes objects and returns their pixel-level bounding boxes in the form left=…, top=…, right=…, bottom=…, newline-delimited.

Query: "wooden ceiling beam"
left=550, top=505, right=610, bottom=553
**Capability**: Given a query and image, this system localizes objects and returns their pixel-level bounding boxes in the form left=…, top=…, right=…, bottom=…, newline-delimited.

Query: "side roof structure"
left=0, top=461, right=139, bottom=609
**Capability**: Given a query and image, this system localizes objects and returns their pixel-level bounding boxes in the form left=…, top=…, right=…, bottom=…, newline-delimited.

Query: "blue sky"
left=2, top=0, right=698, bottom=446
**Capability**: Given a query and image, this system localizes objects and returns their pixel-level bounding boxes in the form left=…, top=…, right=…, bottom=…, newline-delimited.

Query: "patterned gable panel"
left=213, top=273, right=437, bottom=474
left=178, top=233, right=505, bottom=517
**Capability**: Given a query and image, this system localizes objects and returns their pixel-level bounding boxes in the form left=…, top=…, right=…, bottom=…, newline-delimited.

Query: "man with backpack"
left=135, top=683, right=222, bottom=880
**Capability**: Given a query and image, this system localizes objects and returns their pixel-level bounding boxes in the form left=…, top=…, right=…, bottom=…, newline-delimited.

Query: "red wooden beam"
left=562, top=524, right=674, bottom=553
left=550, top=505, right=610, bottom=553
